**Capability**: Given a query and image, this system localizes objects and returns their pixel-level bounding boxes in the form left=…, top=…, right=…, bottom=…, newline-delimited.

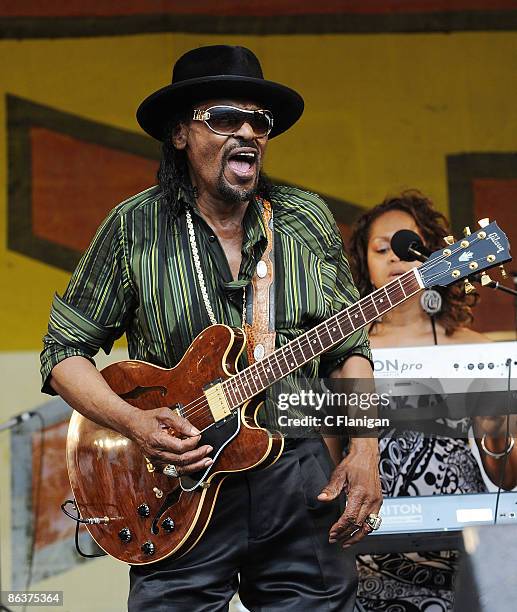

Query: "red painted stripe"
left=2, top=0, right=517, bottom=18
left=31, top=127, right=157, bottom=252
left=471, top=178, right=517, bottom=333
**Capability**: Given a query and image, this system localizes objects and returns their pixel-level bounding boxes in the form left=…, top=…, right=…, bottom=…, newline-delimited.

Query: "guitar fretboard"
left=222, top=268, right=422, bottom=408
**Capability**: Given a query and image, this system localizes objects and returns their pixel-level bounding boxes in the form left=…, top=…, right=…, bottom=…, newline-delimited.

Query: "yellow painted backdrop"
left=1, top=32, right=517, bottom=350
left=1, top=28, right=516, bottom=612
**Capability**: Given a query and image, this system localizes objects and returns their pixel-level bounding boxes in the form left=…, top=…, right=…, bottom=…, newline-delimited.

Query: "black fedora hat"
left=136, top=45, right=304, bottom=141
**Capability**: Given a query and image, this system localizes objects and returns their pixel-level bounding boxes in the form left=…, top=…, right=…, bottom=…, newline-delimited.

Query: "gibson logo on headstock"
left=488, top=232, right=504, bottom=253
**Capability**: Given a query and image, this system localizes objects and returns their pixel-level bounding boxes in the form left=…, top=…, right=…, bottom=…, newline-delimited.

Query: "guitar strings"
left=179, top=267, right=421, bottom=424
left=178, top=233, right=492, bottom=428
left=179, top=240, right=485, bottom=428
left=180, top=268, right=468, bottom=429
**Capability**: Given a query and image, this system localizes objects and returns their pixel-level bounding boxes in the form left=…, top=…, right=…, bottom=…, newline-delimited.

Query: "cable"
left=493, top=358, right=513, bottom=526
left=60, top=501, right=106, bottom=558
left=431, top=316, right=438, bottom=346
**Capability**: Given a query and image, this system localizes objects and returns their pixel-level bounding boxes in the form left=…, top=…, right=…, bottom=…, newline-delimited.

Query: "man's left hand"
left=318, top=438, right=382, bottom=548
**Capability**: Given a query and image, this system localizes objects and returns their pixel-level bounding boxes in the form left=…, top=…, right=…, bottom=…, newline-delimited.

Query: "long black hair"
left=157, top=113, right=195, bottom=218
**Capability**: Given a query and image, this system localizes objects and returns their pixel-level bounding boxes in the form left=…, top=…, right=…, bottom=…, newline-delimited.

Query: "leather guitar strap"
left=243, top=199, right=276, bottom=365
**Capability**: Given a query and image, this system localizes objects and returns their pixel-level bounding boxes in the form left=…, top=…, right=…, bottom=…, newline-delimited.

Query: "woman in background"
left=347, top=190, right=517, bottom=611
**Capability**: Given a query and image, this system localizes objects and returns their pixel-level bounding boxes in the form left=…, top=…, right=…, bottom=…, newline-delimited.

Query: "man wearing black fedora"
left=41, top=45, right=381, bottom=610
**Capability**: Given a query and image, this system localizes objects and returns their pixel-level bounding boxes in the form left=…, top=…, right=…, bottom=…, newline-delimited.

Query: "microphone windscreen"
left=391, top=229, right=428, bottom=261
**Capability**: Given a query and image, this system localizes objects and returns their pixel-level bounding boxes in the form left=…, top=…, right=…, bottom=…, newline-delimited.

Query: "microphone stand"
left=0, top=414, right=38, bottom=612
left=0, top=483, right=14, bottom=612
left=475, top=275, right=517, bottom=297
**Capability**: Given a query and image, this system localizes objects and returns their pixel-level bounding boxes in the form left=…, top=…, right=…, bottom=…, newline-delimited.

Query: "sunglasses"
left=192, top=105, right=274, bottom=138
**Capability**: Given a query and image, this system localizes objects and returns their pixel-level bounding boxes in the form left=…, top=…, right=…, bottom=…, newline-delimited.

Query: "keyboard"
left=372, top=340, right=517, bottom=379
left=355, top=491, right=517, bottom=554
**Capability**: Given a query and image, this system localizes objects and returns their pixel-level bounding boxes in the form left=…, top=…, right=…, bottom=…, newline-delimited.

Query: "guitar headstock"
left=418, top=220, right=511, bottom=289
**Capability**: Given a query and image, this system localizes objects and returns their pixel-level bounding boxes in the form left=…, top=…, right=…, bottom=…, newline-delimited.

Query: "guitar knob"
left=161, top=517, right=175, bottom=533
left=137, top=503, right=150, bottom=518
left=463, top=226, right=472, bottom=236
left=118, top=528, right=132, bottom=543
left=478, top=218, right=490, bottom=228
left=444, top=235, right=455, bottom=246
left=141, top=541, right=155, bottom=556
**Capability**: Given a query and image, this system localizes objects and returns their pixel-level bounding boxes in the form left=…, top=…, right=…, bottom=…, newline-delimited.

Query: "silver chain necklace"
left=185, top=207, right=246, bottom=326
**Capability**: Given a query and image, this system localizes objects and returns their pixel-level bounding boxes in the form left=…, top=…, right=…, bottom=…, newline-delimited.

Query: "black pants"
left=128, top=438, right=357, bottom=611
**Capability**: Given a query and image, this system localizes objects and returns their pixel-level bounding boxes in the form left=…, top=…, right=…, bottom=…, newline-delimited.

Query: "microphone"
left=0, top=411, right=37, bottom=433
left=391, top=229, right=430, bottom=262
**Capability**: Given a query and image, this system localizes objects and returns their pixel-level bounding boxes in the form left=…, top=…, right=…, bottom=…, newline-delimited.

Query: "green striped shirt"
left=40, top=184, right=371, bottom=430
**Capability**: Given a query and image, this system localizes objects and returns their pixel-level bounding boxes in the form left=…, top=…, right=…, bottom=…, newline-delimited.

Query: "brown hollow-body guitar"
left=66, top=221, right=511, bottom=565
left=67, top=325, right=284, bottom=565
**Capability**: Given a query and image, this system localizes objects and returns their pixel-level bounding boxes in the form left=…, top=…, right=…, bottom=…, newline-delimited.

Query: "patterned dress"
left=355, top=428, right=487, bottom=612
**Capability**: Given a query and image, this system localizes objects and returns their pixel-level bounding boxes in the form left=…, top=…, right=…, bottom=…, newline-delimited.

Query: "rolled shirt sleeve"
left=40, top=206, right=135, bottom=394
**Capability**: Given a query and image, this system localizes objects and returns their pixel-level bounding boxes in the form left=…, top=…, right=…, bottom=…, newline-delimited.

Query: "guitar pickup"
left=203, top=379, right=231, bottom=422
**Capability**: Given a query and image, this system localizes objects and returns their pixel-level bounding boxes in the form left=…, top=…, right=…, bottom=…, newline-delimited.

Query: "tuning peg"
left=478, top=218, right=490, bottom=228
left=480, top=272, right=494, bottom=287
left=444, top=235, right=455, bottom=245
left=463, top=226, right=472, bottom=237
left=464, top=279, right=475, bottom=294
left=499, top=265, right=508, bottom=279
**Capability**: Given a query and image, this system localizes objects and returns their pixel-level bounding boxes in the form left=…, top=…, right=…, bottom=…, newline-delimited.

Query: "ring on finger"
left=364, top=513, right=382, bottom=531
left=163, top=463, right=179, bottom=478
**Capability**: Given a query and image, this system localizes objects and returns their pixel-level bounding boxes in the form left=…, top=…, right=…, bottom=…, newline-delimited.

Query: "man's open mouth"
left=226, top=149, right=258, bottom=178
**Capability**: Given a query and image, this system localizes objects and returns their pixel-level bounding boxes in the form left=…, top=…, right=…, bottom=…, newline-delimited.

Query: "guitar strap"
left=243, top=199, right=276, bottom=365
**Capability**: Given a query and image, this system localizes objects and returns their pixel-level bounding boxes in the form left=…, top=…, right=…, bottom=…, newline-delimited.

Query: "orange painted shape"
left=31, top=127, right=157, bottom=253
left=471, top=178, right=517, bottom=334
left=31, top=419, right=75, bottom=550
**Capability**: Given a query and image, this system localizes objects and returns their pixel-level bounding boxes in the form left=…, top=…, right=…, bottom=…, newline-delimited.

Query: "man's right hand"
left=50, top=357, right=213, bottom=475
left=127, top=407, right=214, bottom=475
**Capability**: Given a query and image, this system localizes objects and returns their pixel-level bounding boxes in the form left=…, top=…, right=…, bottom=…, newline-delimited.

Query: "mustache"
left=223, top=138, right=260, bottom=160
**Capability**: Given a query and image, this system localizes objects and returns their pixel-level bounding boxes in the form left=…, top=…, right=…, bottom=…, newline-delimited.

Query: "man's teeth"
left=232, top=152, right=256, bottom=161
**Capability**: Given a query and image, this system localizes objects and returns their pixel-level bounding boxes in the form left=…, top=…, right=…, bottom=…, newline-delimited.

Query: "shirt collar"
left=242, top=195, right=268, bottom=253
left=177, top=184, right=268, bottom=254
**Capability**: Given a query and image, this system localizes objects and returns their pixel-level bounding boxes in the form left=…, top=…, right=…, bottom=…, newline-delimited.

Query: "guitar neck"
left=222, top=268, right=424, bottom=408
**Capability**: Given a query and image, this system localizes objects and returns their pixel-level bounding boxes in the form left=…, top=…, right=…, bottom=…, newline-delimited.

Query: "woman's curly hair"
left=348, top=189, right=478, bottom=336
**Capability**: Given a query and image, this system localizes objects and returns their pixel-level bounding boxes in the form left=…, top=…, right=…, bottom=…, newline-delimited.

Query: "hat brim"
left=136, top=75, right=304, bottom=141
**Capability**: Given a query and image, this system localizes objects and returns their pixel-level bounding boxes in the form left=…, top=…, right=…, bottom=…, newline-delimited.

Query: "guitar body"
left=66, top=324, right=284, bottom=564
